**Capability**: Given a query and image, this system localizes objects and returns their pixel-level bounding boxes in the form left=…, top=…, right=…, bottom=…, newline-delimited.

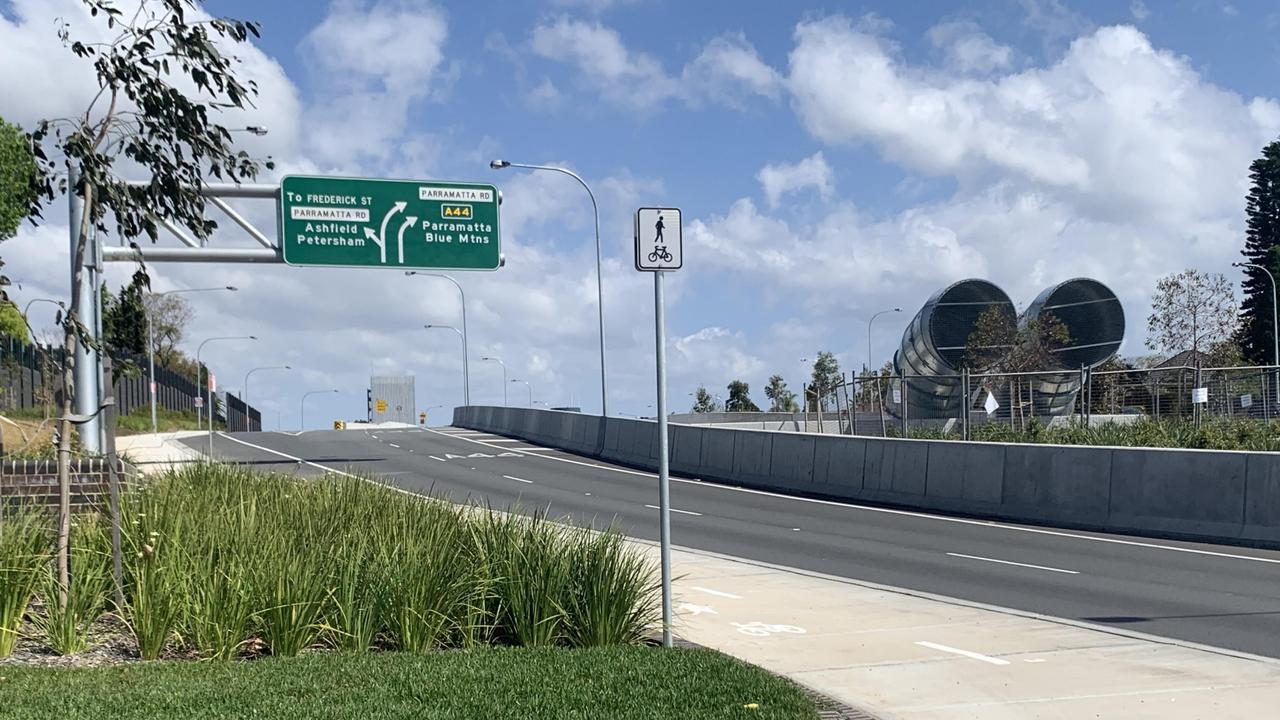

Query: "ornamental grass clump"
left=32, top=515, right=111, bottom=656
left=0, top=507, right=50, bottom=657
left=92, top=463, right=661, bottom=660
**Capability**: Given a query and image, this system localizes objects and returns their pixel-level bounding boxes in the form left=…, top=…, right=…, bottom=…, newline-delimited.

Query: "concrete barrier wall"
left=452, top=406, right=1280, bottom=546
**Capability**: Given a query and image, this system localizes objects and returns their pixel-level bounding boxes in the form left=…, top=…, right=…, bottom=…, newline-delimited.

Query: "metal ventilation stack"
left=1021, top=278, right=1125, bottom=416
left=892, top=279, right=1015, bottom=419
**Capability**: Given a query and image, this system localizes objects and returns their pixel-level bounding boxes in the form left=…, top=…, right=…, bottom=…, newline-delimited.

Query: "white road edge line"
left=691, top=586, right=743, bottom=600
left=946, top=552, right=1080, bottom=575
left=646, top=504, right=701, bottom=517
left=426, top=428, right=1280, bottom=566
left=915, top=641, right=1010, bottom=666
left=429, top=455, right=446, bottom=462
left=214, top=433, right=416, bottom=500
left=502, top=475, right=533, bottom=484
left=388, top=443, right=400, bottom=448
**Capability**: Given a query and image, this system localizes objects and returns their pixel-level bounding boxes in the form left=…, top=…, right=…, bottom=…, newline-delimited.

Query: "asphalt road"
left=183, top=426, right=1280, bottom=659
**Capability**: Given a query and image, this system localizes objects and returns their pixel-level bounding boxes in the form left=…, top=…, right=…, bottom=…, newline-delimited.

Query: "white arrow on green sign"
left=279, top=175, right=501, bottom=270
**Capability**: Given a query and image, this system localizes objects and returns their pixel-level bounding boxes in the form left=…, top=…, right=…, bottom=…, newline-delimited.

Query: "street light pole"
left=868, top=308, right=902, bottom=437
left=425, top=324, right=467, bottom=407
left=511, top=379, right=533, bottom=407
left=491, top=159, right=608, bottom=417
left=243, top=365, right=291, bottom=432
left=301, top=389, right=338, bottom=431
left=146, top=286, right=237, bottom=432
left=406, top=272, right=469, bottom=406
left=424, top=404, right=444, bottom=427
left=481, top=356, right=508, bottom=406
left=196, top=334, right=255, bottom=457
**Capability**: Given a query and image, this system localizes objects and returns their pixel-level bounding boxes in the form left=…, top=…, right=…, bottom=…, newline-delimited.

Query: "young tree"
left=691, top=386, right=720, bottom=413
left=724, top=379, right=760, bottom=412
left=763, top=374, right=798, bottom=412
left=1240, top=141, right=1280, bottom=365
left=1146, top=269, right=1239, bottom=361
left=26, top=0, right=271, bottom=608
left=964, top=306, right=1070, bottom=426
left=144, top=291, right=194, bottom=367
left=808, top=351, right=840, bottom=411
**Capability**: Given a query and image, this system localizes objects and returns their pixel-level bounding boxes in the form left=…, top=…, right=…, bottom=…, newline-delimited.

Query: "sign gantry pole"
left=635, top=206, right=682, bottom=649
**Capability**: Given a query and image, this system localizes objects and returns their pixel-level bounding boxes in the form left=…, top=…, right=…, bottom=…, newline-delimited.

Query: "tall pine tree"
left=1240, top=140, right=1280, bottom=365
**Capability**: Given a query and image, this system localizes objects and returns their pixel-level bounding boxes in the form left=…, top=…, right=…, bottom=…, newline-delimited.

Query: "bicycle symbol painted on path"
left=731, top=621, right=807, bottom=637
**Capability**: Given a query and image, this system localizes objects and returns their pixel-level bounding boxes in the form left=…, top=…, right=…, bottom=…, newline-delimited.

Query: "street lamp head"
left=1232, top=262, right=1246, bottom=268
left=226, top=286, right=238, bottom=291
left=404, top=271, right=417, bottom=276
left=489, top=159, right=511, bottom=170
left=244, top=126, right=268, bottom=136
left=284, top=365, right=292, bottom=370
left=893, top=307, right=902, bottom=312
left=248, top=335, right=258, bottom=340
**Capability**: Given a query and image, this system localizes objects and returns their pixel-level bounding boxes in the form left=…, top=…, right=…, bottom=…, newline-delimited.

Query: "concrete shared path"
left=149, top=425, right=1280, bottom=718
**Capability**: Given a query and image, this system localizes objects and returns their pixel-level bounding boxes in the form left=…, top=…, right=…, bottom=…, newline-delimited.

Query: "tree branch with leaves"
left=24, top=0, right=272, bottom=609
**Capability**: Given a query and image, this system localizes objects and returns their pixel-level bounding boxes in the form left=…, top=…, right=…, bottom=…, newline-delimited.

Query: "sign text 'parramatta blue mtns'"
left=279, top=175, right=501, bottom=270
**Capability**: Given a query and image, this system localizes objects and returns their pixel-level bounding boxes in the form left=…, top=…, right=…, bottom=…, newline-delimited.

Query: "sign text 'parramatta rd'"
left=280, top=175, right=501, bottom=270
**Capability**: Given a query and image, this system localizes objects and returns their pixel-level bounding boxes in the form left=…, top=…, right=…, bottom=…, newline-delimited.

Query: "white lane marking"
left=946, top=553, right=1080, bottom=575
left=916, top=641, right=1011, bottom=666
left=678, top=603, right=717, bottom=616
left=429, top=455, right=446, bottom=462
left=482, top=438, right=523, bottom=442
left=272, top=430, right=303, bottom=437
left=691, top=586, right=742, bottom=600
left=645, top=504, right=701, bottom=517
left=215, top=434, right=425, bottom=498
left=502, top=475, right=533, bottom=484
left=425, top=429, right=1280, bottom=566
left=1024, top=658, right=1047, bottom=663
left=388, top=443, right=400, bottom=448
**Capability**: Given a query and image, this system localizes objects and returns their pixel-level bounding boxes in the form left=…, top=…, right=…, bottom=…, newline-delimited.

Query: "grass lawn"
left=115, top=407, right=212, bottom=435
left=0, top=646, right=818, bottom=719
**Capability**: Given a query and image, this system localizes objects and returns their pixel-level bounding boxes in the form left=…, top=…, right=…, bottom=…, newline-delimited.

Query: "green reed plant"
left=476, top=508, right=573, bottom=647
left=563, top=527, right=662, bottom=647
left=32, top=516, right=111, bottom=655
left=0, top=507, right=50, bottom=657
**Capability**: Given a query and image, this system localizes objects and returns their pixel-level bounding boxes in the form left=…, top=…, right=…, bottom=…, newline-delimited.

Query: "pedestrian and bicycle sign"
left=280, top=175, right=501, bottom=270
left=635, top=207, right=682, bottom=271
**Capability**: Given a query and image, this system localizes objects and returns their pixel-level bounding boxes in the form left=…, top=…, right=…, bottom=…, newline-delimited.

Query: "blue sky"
left=3, top=0, right=1280, bottom=426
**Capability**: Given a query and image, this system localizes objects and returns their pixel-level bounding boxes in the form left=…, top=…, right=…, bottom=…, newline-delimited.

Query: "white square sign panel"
left=635, top=207, right=682, bottom=271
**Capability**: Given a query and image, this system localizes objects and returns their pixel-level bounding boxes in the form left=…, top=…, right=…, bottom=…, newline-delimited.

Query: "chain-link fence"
left=827, top=364, right=1280, bottom=438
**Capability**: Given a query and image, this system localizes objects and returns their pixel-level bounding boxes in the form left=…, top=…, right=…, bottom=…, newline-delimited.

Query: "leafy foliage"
left=101, top=272, right=149, bottom=356
left=691, top=385, right=719, bottom=413
left=1240, top=140, right=1280, bottom=365
left=807, top=351, right=840, bottom=411
left=724, top=379, right=760, bottom=412
left=763, top=374, right=798, bottom=412
left=142, top=291, right=194, bottom=368
left=1146, top=269, right=1239, bottom=359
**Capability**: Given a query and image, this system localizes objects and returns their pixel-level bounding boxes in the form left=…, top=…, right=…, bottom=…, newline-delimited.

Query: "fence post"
left=900, top=371, right=908, bottom=438
left=961, top=368, right=970, bottom=441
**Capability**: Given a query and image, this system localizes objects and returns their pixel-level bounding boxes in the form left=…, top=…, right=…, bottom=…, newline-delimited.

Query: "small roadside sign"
left=1241, top=393, right=1253, bottom=408
left=208, top=372, right=216, bottom=392
left=193, top=396, right=204, bottom=409
left=375, top=399, right=388, bottom=413
left=634, top=207, right=682, bottom=271
left=892, top=384, right=902, bottom=404
left=1192, top=387, right=1209, bottom=404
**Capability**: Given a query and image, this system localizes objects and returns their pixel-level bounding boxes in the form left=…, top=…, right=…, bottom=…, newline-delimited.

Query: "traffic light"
left=419, top=412, right=426, bottom=425
left=366, top=389, right=373, bottom=420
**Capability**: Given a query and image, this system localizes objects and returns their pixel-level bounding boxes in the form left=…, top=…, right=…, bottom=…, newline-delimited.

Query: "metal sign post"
left=636, top=206, right=681, bottom=648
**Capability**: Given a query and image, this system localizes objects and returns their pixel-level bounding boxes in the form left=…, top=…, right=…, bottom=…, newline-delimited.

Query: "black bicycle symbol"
left=648, top=246, right=673, bottom=263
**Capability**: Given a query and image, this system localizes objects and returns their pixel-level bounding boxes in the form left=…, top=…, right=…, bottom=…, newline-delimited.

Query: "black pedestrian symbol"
left=655, top=214, right=664, bottom=243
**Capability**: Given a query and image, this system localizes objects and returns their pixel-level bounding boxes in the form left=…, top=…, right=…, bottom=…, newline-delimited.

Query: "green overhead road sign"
left=280, top=175, right=501, bottom=270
